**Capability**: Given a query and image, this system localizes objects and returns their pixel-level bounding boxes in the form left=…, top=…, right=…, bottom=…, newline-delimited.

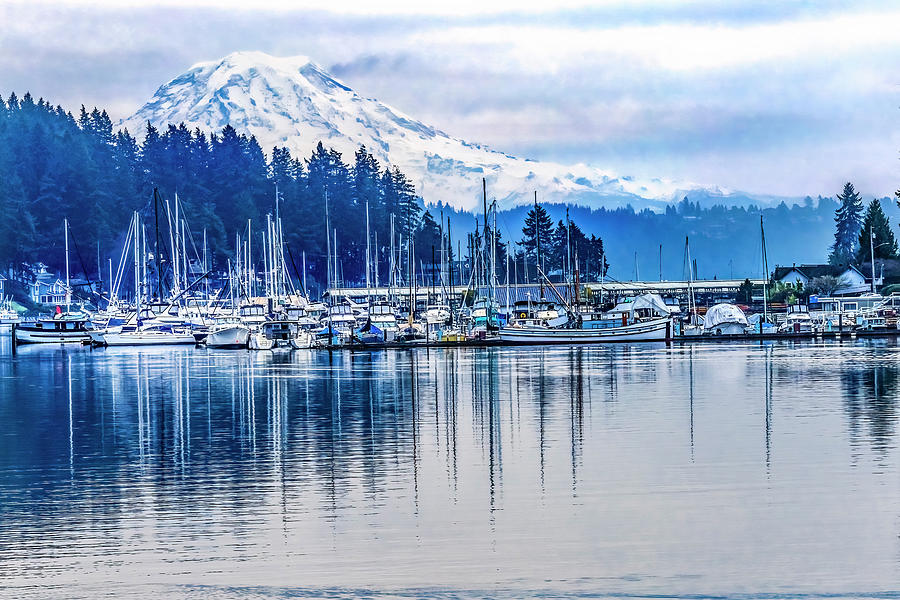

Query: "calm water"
left=1, top=335, right=900, bottom=599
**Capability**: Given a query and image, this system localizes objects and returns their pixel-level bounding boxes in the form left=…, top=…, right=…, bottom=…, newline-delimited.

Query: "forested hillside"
left=0, top=92, right=891, bottom=288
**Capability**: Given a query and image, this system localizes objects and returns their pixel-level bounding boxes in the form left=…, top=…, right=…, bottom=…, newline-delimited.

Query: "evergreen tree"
left=414, top=210, right=441, bottom=266
left=857, top=198, right=898, bottom=262
left=587, top=235, right=609, bottom=278
left=484, top=224, right=508, bottom=282
left=829, top=182, right=863, bottom=265
left=519, top=203, right=553, bottom=276
left=392, top=167, right=420, bottom=238
left=549, top=219, right=568, bottom=271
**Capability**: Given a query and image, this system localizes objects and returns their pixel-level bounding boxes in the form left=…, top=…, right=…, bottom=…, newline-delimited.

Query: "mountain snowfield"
left=122, top=51, right=745, bottom=212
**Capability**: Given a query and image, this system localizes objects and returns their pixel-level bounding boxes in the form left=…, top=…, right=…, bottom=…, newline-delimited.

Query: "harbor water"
left=1, top=335, right=899, bottom=598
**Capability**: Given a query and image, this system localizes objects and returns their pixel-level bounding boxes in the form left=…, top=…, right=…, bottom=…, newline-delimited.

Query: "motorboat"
left=777, top=304, right=814, bottom=334
left=368, top=303, right=399, bottom=341
left=703, top=303, right=749, bottom=335
left=205, top=320, right=251, bottom=349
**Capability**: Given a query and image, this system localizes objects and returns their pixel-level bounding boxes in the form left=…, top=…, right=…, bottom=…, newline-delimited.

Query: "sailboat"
left=98, top=211, right=197, bottom=347
left=204, top=261, right=251, bottom=349
left=15, top=219, right=92, bottom=344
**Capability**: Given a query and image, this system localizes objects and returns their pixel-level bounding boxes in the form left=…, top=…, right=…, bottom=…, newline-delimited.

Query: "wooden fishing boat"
left=14, top=313, right=91, bottom=344
left=498, top=316, right=672, bottom=344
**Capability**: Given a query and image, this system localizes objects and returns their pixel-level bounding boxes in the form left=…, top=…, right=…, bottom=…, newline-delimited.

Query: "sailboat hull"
left=499, top=317, right=672, bottom=344
left=103, top=331, right=198, bottom=346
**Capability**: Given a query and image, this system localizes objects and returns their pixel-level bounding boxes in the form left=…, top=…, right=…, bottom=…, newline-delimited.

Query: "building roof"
left=773, top=264, right=862, bottom=281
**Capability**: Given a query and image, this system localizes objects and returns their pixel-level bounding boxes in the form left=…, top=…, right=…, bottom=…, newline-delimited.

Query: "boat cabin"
left=263, top=321, right=300, bottom=341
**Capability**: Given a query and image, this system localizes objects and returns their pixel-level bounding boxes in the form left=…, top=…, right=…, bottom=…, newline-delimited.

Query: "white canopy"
left=703, top=303, right=749, bottom=330
left=610, top=293, right=672, bottom=317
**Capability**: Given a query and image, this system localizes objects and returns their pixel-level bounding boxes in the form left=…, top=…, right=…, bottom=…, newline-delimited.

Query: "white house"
left=27, top=263, right=69, bottom=305
left=30, top=279, right=68, bottom=305
left=772, top=264, right=870, bottom=296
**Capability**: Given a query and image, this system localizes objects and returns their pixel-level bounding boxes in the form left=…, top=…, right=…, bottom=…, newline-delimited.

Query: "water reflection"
left=0, top=339, right=899, bottom=596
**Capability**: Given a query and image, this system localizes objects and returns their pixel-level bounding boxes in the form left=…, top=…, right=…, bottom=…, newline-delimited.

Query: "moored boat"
left=499, top=316, right=672, bottom=343
left=15, top=312, right=92, bottom=344
left=205, top=322, right=251, bottom=349
left=102, top=323, right=199, bottom=346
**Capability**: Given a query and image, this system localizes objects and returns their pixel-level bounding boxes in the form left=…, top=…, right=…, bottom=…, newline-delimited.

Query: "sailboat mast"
left=64, top=218, right=70, bottom=311
left=203, top=228, right=208, bottom=301
left=761, top=215, right=768, bottom=327
left=492, top=198, right=498, bottom=294
left=245, top=219, right=250, bottom=296
left=181, top=221, right=187, bottom=295
left=133, top=212, right=141, bottom=330
left=302, top=251, right=307, bottom=299
left=535, top=190, right=544, bottom=299
left=172, top=195, right=180, bottom=297
left=365, top=199, right=371, bottom=303
left=686, top=236, right=696, bottom=325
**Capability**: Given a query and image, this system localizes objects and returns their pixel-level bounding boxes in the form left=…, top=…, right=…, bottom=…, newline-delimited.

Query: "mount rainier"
left=122, top=51, right=755, bottom=212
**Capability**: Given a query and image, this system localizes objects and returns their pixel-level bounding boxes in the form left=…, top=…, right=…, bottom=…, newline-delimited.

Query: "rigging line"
left=282, top=241, right=304, bottom=296
left=68, top=227, right=99, bottom=298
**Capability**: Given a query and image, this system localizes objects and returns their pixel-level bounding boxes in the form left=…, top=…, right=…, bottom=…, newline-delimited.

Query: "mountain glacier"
left=122, top=51, right=740, bottom=212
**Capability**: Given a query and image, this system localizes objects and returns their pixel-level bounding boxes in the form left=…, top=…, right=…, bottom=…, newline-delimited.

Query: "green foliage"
left=737, top=278, right=754, bottom=304
left=829, top=182, right=863, bottom=265
left=806, top=275, right=844, bottom=297
left=768, top=281, right=798, bottom=304
left=0, top=92, right=431, bottom=290
left=856, top=198, right=898, bottom=263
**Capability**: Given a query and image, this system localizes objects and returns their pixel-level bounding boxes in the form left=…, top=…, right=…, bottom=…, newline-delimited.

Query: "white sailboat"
left=98, top=212, right=197, bottom=347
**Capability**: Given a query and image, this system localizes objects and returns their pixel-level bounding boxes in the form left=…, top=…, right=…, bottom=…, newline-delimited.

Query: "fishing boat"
left=500, top=293, right=673, bottom=343
left=15, top=310, right=92, bottom=344
left=471, top=297, right=500, bottom=333
left=248, top=329, right=275, bottom=350
left=499, top=315, right=672, bottom=343
left=15, top=219, right=91, bottom=344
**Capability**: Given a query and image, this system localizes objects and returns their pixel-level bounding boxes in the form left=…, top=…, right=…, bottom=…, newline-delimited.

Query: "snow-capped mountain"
left=121, top=51, right=730, bottom=212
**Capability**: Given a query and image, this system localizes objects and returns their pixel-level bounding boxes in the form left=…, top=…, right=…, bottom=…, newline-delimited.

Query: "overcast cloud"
left=1, top=0, right=898, bottom=198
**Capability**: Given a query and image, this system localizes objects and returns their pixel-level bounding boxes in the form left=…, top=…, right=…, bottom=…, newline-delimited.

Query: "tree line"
left=0, top=91, right=437, bottom=291
left=0, top=91, right=617, bottom=294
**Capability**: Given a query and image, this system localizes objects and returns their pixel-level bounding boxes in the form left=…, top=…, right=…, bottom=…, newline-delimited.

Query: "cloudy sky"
left=2, top=0, right=898, bottom=199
